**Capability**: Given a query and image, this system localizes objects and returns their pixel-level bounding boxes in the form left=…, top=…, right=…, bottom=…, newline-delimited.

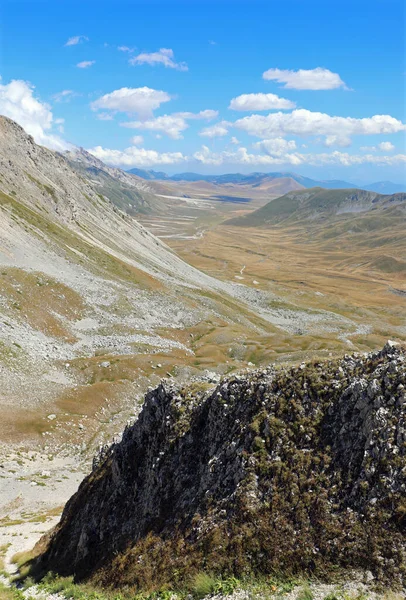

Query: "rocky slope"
left=36, top=342, right=406, bottom=591
left=65, top=147, right=168, bottom=216
left=1, top=115, right=368, bottom=451
left=0, top=115, right=218, bottom=436
left=0, top=116, right=215, bottom=286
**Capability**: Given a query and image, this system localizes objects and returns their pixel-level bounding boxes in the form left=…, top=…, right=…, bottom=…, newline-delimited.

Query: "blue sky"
left=1, top=0, right=405, bottom=182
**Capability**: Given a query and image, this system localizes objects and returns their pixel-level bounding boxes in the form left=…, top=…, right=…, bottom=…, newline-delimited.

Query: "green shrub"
left=191, top=573, right=217, bottom=598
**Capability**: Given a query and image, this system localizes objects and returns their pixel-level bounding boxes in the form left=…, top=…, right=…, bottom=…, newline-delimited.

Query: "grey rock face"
left=41, top=344, right=406, bottom=588
left=37, top=343, right=406, bottom=590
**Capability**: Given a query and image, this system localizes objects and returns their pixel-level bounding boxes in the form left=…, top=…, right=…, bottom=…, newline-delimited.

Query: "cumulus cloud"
left=263, top=67, right=347, bottom=90
left=65, top=35, right=88, bottom=46
left=193, top=145, right=223, bottom=165
left=234, top=109, right=405, bottom=145
left=199, top=121, right=230, bottom=138
left=91, top=87, right=171, bottom=119
left=192, top=145, right=406, bottom=167
left=130, top=135, right=144, bottom=145
left=123, top=115, right=187, bottom=139
left=130, top=48, right=188, bottom=71
left=52, top=89, right=77, bottom=102
left=0, top=78, right=69, bottom=151
left=253, top=138, right=297, bottom=156
left=378, top=141, right=395, bottom=151
left=87, top=145, right=187, bottom=168
left=229, top=92, right=295, bottom=111
left=324, top=134, right=352, bottom=147
left=76, top=60, right=95, bottom=69
left=122, top=109, right=218, bottom=139
left=193, top=145, right=302, bottom=166
left=230, top=136, right=240, bottom=145
left=361, top=141, right=396, bottom=152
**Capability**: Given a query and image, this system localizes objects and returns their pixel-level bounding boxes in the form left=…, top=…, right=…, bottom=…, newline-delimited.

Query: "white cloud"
left=253, top=138, right=297, bottom=156
left=360, top=141, right=396, bottom=152
left=118, top=46, right=134, bottom=53
left=122, top=109, right=218, bottom=139
left=91, top=87, right=171, bottom=119
left=76, top=60, right=95, bottom=69
left=378, top=141, right=395, bottom=152
left=229, top=92, right=295, bottom=111
left=96, top=112, right=114, bottom=121
left=130, top=135, right=144, bottom=145
left=122, top=115, right=188, bottom=139
left=199, top=121, right=230, bottom=138
left=65, top=35, right=88, bottom=47
left=0, top=78, right=69, bottom=151
left=52, top=89, right=77, bottom=102
left=193, top=145, right=224, bottom=165
left=303, top=151, right=406, bottom=167
left=378, top=142, right=395, bottom=152
left=192, top=145, right=406, bottom=168
left=234, top=109, right=405, bottom=145
left=193, top=145, right=300, bottom=166
left=230, top=136, right=240, bottom=145
left=263, top=67, right=347, bottom=90
left=54, top=117, right=65, bottom=133
left=324, top=134, right=352, bottom=147
left=129, top=48, right=188, bottom=71
left=176, top=109, right=218, bottom=120
left=87, top=145, right=187, bottom=168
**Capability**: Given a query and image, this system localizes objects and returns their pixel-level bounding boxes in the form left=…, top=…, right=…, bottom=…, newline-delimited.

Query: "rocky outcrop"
left=37, top=343, right=406, bottom=590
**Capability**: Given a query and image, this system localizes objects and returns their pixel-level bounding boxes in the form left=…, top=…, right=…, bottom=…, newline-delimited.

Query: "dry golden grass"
left=3, top=190, right=405, bottom=450
left=169, top=222, right=406, bottom=355
left=0, top=268, right=85, bottom=341
left=0, top=407, right=51, bottom=441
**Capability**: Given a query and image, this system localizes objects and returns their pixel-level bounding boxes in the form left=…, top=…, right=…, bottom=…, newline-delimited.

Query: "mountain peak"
left=0, top=114, right=36, bottom=147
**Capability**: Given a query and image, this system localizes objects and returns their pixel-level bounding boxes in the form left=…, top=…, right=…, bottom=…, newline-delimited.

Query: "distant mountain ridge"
left=126, top=167, right=171, bottom=181
left=362, top=180, right=406, bottom=194
left=127, top=168, right=405, bottom=194
left=227, top=187, right=406, bottom=228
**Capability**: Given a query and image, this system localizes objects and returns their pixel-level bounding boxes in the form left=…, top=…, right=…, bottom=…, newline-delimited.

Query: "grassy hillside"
left=227, top=187, right=406, bottom=227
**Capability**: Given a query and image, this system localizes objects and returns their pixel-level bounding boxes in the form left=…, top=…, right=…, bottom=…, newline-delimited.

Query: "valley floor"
left=1, top=206, right=405, bottom=573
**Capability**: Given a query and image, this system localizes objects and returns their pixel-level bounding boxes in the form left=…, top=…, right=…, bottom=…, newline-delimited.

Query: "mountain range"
left=127, top=167, right=405, bottom=195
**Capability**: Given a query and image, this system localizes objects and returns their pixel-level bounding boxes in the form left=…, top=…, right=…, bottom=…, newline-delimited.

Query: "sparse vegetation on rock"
left=32, top=342, right=405, bottom=592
